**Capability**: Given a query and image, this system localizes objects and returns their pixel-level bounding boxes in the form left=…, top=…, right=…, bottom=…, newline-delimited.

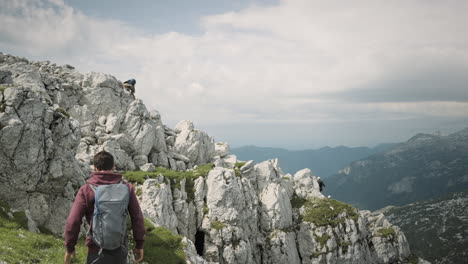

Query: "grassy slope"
left=0, top=201, right=186, bottom=264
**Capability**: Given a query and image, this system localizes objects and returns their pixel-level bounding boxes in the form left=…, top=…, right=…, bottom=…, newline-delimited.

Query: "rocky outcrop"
left=0, top=66, right=85, bottom=234
left=140, top=158, right=413, bottom=264
left=0, top=53, right=218, bottom=235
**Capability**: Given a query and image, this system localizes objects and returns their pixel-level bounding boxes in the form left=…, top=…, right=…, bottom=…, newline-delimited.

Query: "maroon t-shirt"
left=64, top=171, right=145, bottom=254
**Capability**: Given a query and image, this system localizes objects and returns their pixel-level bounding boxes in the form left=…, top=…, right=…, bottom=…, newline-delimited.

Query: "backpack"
left=89, top=182, right=130, bottom=250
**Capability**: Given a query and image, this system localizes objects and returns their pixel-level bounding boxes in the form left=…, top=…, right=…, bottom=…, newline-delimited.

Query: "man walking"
left=64, top=151, right=145, bottom=264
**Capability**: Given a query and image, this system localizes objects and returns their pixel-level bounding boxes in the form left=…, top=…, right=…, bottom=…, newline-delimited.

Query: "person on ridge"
left=123, top=78, right=136, bottom=97
left=317, top=176, right=325, bottom=192
left=64, top=151, right=145, bottom=264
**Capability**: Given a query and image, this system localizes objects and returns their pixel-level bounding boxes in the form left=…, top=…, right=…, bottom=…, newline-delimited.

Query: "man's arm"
left=64, top=186, right=87, bottom=254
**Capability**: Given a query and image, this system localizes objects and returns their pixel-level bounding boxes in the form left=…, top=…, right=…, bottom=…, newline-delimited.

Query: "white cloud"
left=1, top=0, right=468, bottom=146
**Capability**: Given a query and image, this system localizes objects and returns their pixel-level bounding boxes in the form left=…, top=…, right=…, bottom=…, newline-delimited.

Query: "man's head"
left=93, top=151, right=115, bottom=171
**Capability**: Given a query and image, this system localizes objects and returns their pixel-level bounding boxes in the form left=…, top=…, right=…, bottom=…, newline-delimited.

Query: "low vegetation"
left=0, top=200, right=186, bottom=264
left=376, top=227, right=396, bottom=239
left=301, top=198, right=360, bottom=227
left=290, top=194, right=307, bottom=209
left=315, top=233, right=330, bottom=249
left=123, top=163, right=214, bottom=202
left=210, top=220, right=225, bottom=231
left=137, top=219, right=186, bottom=264
left=0, top=200, right=88, bottom=263
left=234, top=161, right=246, bottom=177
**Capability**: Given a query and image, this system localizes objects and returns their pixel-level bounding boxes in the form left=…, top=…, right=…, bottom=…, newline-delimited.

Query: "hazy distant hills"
left=325, top=127, right=468, bottom=210
left=381, top=189, right=468, bottom=264
left=231, top=143, right=396, bottom=176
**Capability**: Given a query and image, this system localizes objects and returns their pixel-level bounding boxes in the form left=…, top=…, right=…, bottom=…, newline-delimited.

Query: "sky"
left=0, top=0, right=467, bottom=149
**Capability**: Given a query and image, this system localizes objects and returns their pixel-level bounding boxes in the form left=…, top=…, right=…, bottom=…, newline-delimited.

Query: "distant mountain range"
left=381, top=189, right=468, bottom=264
left=325, top=127, right=468, bottom=210
left=231, top=143, right=396, bottom=176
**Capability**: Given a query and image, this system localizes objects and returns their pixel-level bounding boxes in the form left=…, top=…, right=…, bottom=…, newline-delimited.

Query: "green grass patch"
left=0, top=85, right=7, bottom=92
left=203, top=206, right=209, bottom=214
left=291, top=195, right=307, bottom=209
left=1, top=200, right=186, bottom=264
left=234, top=162, right=246, bottom=177
left=235, top=162, right=246, bottom=168
left=123, top=163, right=214, bottom=202
left=0, top=200, right=88, bottom=264
left=210, top=220, right=225, bottom=231
left=302, top=198, right=359, bottom=227
left=138, top=220, right=186, bottom=264
left=377, top=227, right=396, bottom=239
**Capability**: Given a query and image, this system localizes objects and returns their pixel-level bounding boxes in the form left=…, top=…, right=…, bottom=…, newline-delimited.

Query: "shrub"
left=377, top=227, right=396, bottom=239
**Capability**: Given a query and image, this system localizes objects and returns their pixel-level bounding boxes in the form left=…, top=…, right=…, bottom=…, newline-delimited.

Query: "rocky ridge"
left=0, top=53, right=416, bottom=263
left=381, top=189, right=468, bottom=264
left=326, top=129, right=468, bottom=210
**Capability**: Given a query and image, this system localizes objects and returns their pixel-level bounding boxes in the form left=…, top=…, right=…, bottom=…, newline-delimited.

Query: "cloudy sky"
left=1, top=0, right=467, bottom=149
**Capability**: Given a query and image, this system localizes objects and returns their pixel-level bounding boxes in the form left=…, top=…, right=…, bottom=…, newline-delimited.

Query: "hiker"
left=64, top=151, right=145, bottom=264
left=123, top=78, right=136, bottom=96
left=317, top=177, right=325, bottom=192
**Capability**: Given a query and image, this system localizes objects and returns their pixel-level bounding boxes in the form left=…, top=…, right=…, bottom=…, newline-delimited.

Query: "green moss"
left=123, top=164, right=214, bottom=202
left=377, top=227, right=396, bottom=239
left=55, top=107, right=70, bottom=118
left=302, top=198, right=359, bottom=227
left=282, top=177, right=290, bottom=180
left=210, top=220, right=225, bottom=231
left=0, top=85, right=6, bottom=92
left=203, top=206, right=209, bottom=214
left=315, top=234, right=330, bottom=249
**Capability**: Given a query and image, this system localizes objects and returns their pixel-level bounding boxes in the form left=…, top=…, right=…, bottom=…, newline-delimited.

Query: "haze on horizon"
left=1, top=0, right=467, bottom=149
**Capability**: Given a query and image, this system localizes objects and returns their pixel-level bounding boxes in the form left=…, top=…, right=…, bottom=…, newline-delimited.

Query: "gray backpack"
left=89, top=182, right=130, bottom=250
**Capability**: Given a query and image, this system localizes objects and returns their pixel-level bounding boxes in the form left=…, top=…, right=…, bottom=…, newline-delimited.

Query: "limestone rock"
left=140, top=163, right=155, bottom=172
left=173, top=120, right=216, bottom=166
left=140, top=178, right=178, bottom=234
left=215, top=142, right=230, bottom=157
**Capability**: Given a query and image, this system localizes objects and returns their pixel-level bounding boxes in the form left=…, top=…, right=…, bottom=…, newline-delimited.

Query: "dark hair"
left=93, top=151, right=114, bottom=171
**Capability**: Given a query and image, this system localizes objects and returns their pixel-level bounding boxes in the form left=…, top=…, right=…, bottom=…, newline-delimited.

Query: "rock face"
left=0, top=53, right=414, bottom=263
left=140, top=158, right=412, bottom=264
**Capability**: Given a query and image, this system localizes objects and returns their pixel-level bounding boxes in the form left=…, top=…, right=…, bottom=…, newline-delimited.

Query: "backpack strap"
left=88, top=184, right=100, bottom=216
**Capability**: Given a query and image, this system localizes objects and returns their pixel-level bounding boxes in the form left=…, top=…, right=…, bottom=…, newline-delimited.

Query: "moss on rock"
left=302, top=198, right=359, bottom=227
